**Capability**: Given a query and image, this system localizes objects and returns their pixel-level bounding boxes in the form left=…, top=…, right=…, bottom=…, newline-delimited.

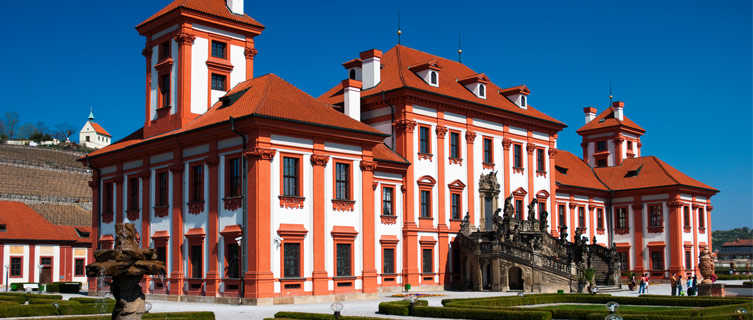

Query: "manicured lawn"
left=530, top=303, right=690, bottom=312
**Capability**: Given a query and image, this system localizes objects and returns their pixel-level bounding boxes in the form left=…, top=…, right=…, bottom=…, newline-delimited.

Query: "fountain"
left=86, top=223, right=166, bottom=320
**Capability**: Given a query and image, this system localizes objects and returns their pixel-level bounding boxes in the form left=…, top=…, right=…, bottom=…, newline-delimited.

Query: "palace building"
left=83, top=0, right=716, bottom=303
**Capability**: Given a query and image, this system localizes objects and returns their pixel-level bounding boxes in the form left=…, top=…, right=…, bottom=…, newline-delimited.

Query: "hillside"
left=0, top=144, right=91, bottom=226
left=713, top=227, right=753, bottom=249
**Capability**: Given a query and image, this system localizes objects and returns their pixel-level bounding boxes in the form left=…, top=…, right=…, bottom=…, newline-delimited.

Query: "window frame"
left=482, top=137, right=493, bottom=164
left=597, top=140, right=607, bottom=151
left=513, top=143, right=523, bottom=169
left=418, top=125, right=431, bottom=155
left=9, top=256, right=22, bottom=278
left=430, top=71, right=438, bottom=85
left=280, top=154, right=303, bottom=197
left=515, top=199, right=523, bottom=220
left=383, top=248, right=395, bottom=275
left=224, top=242, right=241, bottom=279
left=420, top=190, right=432, bottom=218
left=536, top=148, right=546, bottom=172
left=449, top=131, right=461, bottom=159
left=74, top=258, right=85, bottom=277
left=211, top=73, right=227, bottom=91
left=683, top=206, right=691, bottom=228
left=450, top=192, right=462, bottom=220
left=189, top=163, right=204, bottom=203
left=159, top=73, right=171, bottom=109
left=698, top=207, right=705, bottom=229
left=103, top=181, right=114, bottom=214
left=578, top=206, right=586, bottom=229
left=155, top=169, right=169, bottom=207
left=282, top=242, right=302, bottom=278
left=615, top=206, right=629, bottom=230
left=650, top=250, right=664, bottom=271
left=422, top=248, right=434, bottom=274
left=596, top=208, right=604, bottom=230
left=649, top=204, right=663, bottom=227
left=159, top=41, right=171, bottom=61
left=211, top=41, right=227, bottom=59
left=333, top=160, right=353, bottom=201
left=336, top=243, right=353, bottom=277
left=225, top=154, right=242, bottom=198
left=127, top=177, right=139, bottom=211
left=558, top=204, right=566, bottom=227
left=189, top=244, right=203, bottom=279
left=381, top=185, right=395, bottom=216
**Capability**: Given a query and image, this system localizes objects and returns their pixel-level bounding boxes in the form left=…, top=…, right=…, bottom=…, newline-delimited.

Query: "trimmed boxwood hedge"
left=44, top=282, right=82, bottom=293
left=274, top=312, right=393, bottom=320
left=378, top=300, right=550, bottom=320
left=715, top=274, right=753, bottom=280
left=18, top=312, right=216, bottom=320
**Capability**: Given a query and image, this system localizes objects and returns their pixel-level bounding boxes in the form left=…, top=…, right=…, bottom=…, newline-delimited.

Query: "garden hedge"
left=715, top=274, right=753, bottom=280
left=274, top=312, right=393, bottom=320
left=378, top=300, right=550, bottom=320
left=19, top=312, right=216, bottom=320
left=44, top=282, right=82, bottom=293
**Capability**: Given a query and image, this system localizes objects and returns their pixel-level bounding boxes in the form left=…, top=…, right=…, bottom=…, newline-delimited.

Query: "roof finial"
left=609, top=78, right=613, bottom=106
left=458, top=32, right=462, bottom=63
left=88, top=107, right=94, bottom=123
left=397, top=11, right=402, bottom=45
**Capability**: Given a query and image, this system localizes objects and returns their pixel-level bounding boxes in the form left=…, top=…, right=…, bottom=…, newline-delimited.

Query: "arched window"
left=349, top=69, right=356, bottom=80
left=521, top=95, right=527, bottom=107
left=479, top=84, right=485, bottom=97
left=430, top=71, right=437, bottom=85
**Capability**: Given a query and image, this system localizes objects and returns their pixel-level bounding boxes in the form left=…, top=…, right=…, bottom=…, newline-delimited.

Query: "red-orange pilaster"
left=243, top=146, right=275, bottom=299
left=393, top=117, right=419, bottom=286
left=502, top=138, right=512, bottom=197
left=548, top=146, right=558, bottom=235
left=28, top=245, right=35, bottom=283
left=632, top=202, right=645, bottom=273
left=310, top=149, right=329, bottom=295
left=360, top=159, right=378, bottom=293
left=614, top=136, right=624, bottom=165
left=525, top=140, right=535, bottom=206
left=244, top=42, right=257, bottom=79
left=205, top=151, right=220, bottom=296
left=140, top=165, right=151, bottom=249
left=435, top=123, right=449, bottom=285
left=169, top=159, right=185, bottom=295
left=668, top=199, right=684, bottom=275
left=176, top=28, right=193, bottom=129
left=115, top=171, right=124, bottom=224
left=88, top=172, right=99, bottom=292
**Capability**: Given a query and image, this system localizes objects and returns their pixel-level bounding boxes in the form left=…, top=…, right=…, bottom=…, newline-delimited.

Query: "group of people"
left=632, top=273, right=652, bottom=294
left=670, top=273, right=699, bottom=296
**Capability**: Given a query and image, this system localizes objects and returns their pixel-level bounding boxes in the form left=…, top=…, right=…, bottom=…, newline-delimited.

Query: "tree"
left=0, top=119, right=5, bottom=136
left=19, top=122, right=35, bottom=139
left=54, top=123, right=76, bottom=142
left=35, top=121, right=48, bottom=136
left=4, top=112, right=19, bottom=139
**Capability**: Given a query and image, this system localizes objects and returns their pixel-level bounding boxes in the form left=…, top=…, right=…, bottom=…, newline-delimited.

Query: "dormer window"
left=409, top=59, right=442, bottom=87
left=349, top=69, right=356, bottom=80
left=499, top=85, right=531, bottom=109
left=342, top=58, right=362, bottom=81
left=521, top=95, right=527, bottom=107
left=458, top=73, right=490, bottom=99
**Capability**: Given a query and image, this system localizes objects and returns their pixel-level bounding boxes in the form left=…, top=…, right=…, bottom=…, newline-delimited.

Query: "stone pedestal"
left=697, top=283, right=725, bottom=297
left=111, top=275, right=146, bottom=320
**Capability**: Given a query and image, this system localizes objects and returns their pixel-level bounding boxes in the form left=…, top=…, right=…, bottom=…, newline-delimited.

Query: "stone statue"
left=592, top=236, right=598, bottom=245
left=527, top=198, right=538, bottom=221
left=539, top=210, right=549, bottom=231
left=699, top=246, right=715, bottom=284
left=512, top=223, right=521, bottom=244
left=114, top=223, right=139, bottom=252
left=503, top=194, right=514, bottom=220
left=459, top=212, right=471, bottom=234
left=479, top=171, right=501, bottom=193
left=492, top=208, right=505, bottom=240
left=559, top=225, right=568, bottom=243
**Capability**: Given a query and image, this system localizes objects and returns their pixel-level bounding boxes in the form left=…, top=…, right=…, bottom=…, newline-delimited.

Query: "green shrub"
left=15, top=312, right=216, bottom=320
left=68, top=297, right=115, bottom=304
left=743, top=281, right=753, bottom=285
left=273, top=312, right=390, bottom=320
left=414, top=306, right=551, bottom=320
left=715, top=274, right=753, bottom=280
left=0, top=305, right=58, bottom=318
left=377, top=299, right=429, bottom=316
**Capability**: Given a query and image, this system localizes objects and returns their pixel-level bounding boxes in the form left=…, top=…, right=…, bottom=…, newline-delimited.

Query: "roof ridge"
left=588, top=159, right=612, bottom=191
left=651, top=156, right=681, bottom=185
left=396, top=46, right=406, bottom=87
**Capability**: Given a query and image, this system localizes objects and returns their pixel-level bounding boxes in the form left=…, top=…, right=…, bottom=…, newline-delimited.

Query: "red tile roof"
left=91, top=122, right=111, bottom=137
left=58, top=225, right=92, bottom=245
left=318, top=45, right=565, bottom=127
left=88, top=74, right=387, bottom=158
left=137, top=0, right=264, bottom=29
left=722, top=239, right=753, bottom=247
left=0, top=201, right=81, bottom=242
left=593, top=156, right=718, bottom=192
left=554, top=150, right=609, bottom=191
left=373, top=144, right=409, bottom=165
left=576, top=106, right=645, bottom=134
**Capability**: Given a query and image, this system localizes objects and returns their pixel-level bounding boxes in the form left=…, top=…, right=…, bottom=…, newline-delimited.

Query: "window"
left=597, top=208, right=604, bottom=229
left=537, top=202, right=546, bottom=219
left=521, top=95, right=527, bottom=107
left=430, top=71, right=437, bottom=85
left=336, top=243, right=351, bottom=276
left=160, top=41, right=170, bottom=60
left=616, top=207, right=628, bottom=229
left=335, top=163, right=350, bottom=200
left=513, top=144, right=522, bottom=168
left=596, top=159, right=607, bottom=168
left=156, top=246, right=167, bottom=265
left=536, top=149, right=545, bottom=171
left=382, top=187, right=394, bottom=216
left=103, top=182, right=113, bottom=213
left=450, top=132, right=460, bottom=158
left=618, top=252, right=628, bottom=270
left=558, top=204, right=566, bottom=226
left=420, top=190, right=431, bottom=218
left=483, top=138, right=493, bottom=163
left=422, top=248, right=433, bottom=273
left=156, top=172, right=168, bottom=206
left=190, top=245, right=202, bottom=278
left=685, top=251, right=692, bottom=269
left=698, top=208, right=705, bottom=228
left=683, top=206, right=690, bottom=227
left=383, top=248, right=395, bottom=274
left=451, top=193, right=461, bottom=219
left=211, top=41, right=227, bottom=59
left=479, top=84, right=485, bottom=97
left=419, top=126, right=430, bottom=154
left=191, top=164, right=203, bottom=202
left=283, top=242, right=301, bottom=278
left=649, top=205, right=662, bottom=227
left=651, top=251, right=664, bottom=270
left=282, top=157, right=300, bottom=196
left=578, top=207, right=586, bottom=228
left=211, top=74, right=227, bottom=91
left=41, top=257, right=52, bottom=266
left=627, top=141, right=633, bottom=150
left=160, top=74, right=170, bottom=108
left=128, top=177, right=138, bottom=211
left=75, top=259, right=85, bottom=276
left=515, top=199, right=523, bottom=220
left=349, top=69, right=356, bottom=80
left=226, top=157, right=241, bottom=197
left=225, top=243, right=240, bottom=278
left=597, top=140, right=607, bottom=151
left=10, top=257, right=21, bottom=277
left=86, top=136, right=90, bottom=142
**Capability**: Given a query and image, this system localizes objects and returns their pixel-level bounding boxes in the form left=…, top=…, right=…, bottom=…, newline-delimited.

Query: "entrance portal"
left=508, top=266, right=524, bottom=290
left=484, top=197, right=493, bottom=230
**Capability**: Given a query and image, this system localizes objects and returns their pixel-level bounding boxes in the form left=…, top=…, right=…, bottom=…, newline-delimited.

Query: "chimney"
left=360, top=49, right=382, bottom=89
left=612, top=101, right=624, bottom=121
left=227, top=0, right=243, bottom=14
left=583, top=107, right=597, bottom=124
left=342, top=79, right=362, bottom=121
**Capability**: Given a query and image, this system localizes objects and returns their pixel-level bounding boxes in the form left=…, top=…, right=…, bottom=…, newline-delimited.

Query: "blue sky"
left=0, top=0, right=750, bottom=230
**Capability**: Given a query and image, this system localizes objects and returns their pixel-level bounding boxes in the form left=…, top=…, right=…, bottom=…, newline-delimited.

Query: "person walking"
left=638, top=273, right=646, bottom=294
left=692, top=274, right=698, bottom=296
left=686, top=274, right=692, bottom=295
left=645, top=273, right=650, bottom=293
left=670, top=273, right=678, bottom=296
left=678, top=274, right=685, bottom=296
